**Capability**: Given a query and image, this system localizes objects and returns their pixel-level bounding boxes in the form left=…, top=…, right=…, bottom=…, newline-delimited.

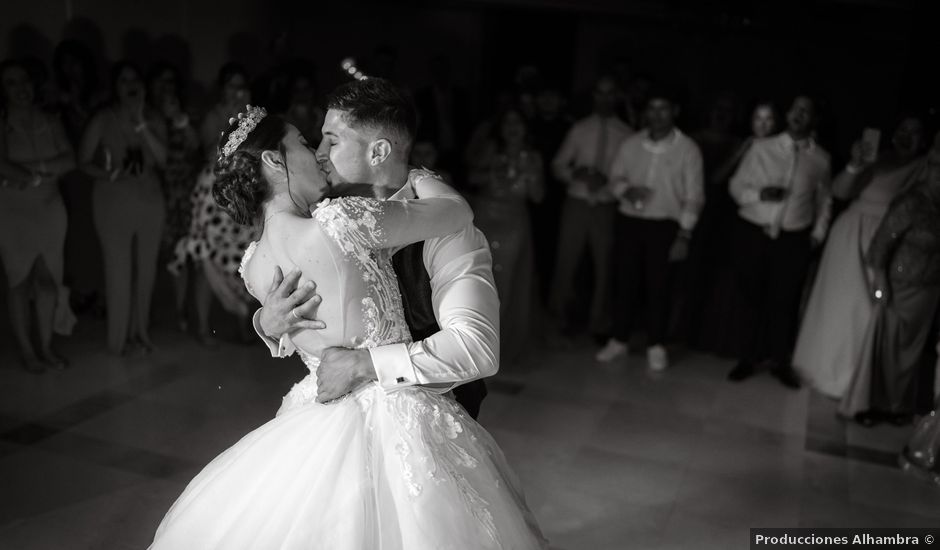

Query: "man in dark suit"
left=253, top=78, right=495, bottom=418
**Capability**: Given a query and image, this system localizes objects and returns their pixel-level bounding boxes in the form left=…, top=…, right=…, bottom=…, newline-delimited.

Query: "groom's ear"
left=369, top=139, right=392, bottom=166
left=260, top=150, right=285, bottom=174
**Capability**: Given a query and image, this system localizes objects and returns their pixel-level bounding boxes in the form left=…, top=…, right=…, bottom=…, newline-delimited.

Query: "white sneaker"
left=596, top=339, right=629, bottom=362
left=647, top=345, right=669, bottom=372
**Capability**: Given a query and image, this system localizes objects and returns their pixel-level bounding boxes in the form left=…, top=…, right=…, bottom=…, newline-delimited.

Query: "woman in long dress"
left=0, top=59, right=75, bottom=371
left=839, top=134, right=940, bottom=424
left=467, top=107, right=544, bottom=366
left=80, top=61, right=167, bottom=355
left=149, top=110, right=546, bottom=549
left=793, top=116, right=926, bottom=397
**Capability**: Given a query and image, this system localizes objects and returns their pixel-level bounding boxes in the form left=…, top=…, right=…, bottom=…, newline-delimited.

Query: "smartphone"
left=861, top=128, right=881, bottom=163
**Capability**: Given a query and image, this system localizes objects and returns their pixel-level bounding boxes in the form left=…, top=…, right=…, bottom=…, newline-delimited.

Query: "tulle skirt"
left=149, top=373, right=547, bottom=550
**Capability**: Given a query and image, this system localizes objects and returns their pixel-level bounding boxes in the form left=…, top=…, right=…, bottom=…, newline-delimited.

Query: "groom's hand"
left=259, top=267, right=326, bottom=338
left=316, top=348, right=378, bottom=403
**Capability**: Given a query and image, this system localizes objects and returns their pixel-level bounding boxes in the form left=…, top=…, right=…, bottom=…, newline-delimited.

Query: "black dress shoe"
left=771, top=366, right=802, bottom=389
left=727, top=361, right=755, bottom=382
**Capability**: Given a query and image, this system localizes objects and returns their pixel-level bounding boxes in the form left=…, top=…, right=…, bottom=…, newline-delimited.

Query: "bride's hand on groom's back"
left=259, top=267, right=327, bottom=338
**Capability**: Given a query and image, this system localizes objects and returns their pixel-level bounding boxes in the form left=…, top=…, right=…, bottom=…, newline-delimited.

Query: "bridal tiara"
left=221, top=105, right=267, bottom=158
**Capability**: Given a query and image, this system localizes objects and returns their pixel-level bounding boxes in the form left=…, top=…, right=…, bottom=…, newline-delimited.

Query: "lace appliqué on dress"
left=385, top=391, right=498, bottom=545
left=314, top=196, right=412, bottom=349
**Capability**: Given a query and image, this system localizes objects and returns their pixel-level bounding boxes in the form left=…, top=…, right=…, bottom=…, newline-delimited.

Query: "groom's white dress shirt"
left=253, top=175, right=501, bottom=394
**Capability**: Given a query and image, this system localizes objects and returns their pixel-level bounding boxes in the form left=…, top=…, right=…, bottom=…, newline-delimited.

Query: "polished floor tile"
left=1, top=323, right=939, bottom=550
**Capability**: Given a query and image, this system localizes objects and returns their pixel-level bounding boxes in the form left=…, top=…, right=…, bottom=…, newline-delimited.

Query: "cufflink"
left=396, top=377, right=406, bottom=384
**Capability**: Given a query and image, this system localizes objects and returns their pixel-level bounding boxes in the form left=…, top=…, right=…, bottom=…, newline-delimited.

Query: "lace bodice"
left=313, top=196, right=414, bottom=350
left=240, top=169, right=472, bottom=374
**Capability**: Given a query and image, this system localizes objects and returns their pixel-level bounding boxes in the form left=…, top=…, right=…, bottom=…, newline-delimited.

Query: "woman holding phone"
left=793, top=115, right=926, bottom=398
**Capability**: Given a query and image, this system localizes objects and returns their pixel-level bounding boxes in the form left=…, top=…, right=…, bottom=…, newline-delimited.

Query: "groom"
left=253, top=78, right=496, bottom=419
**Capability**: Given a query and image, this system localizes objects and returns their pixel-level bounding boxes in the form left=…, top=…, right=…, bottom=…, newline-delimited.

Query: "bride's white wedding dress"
left=149, top=171, right=547, bottom=549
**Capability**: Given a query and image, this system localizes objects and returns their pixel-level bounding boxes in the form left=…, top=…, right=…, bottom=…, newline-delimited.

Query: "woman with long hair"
left=0, top=59, right=76, bottom=371
left=79, top=61, right=167, bottom=355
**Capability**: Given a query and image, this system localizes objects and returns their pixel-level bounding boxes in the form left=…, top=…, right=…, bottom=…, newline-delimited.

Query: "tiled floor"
left=1, top=321, right=939, bottom=550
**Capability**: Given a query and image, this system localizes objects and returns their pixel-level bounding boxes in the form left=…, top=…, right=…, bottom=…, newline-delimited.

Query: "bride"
left=148, top=106, right=547, bottom=549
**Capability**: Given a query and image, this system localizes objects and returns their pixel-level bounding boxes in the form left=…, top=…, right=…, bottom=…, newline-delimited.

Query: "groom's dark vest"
left=392, top=242, right=488, bottom=419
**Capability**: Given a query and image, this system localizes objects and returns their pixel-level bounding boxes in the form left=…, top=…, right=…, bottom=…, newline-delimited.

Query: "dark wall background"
left=2, top=0, right=935, bottom=160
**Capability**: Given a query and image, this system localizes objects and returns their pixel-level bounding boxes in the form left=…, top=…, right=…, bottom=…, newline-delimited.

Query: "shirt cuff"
left=369, top=343, right=418, bottom=391
left=252, top=308, right=296, bottom=358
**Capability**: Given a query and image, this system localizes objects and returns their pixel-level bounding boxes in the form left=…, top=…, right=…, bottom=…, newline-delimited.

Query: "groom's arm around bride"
left=254, top=210, right=500, bottom=418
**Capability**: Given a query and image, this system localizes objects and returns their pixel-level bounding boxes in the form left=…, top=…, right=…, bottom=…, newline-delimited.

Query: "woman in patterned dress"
left=148, top=63, right=200, bottom=329
left=0, top=59, right=75, bottom=372
left=168, top=63, right=258, bottom=345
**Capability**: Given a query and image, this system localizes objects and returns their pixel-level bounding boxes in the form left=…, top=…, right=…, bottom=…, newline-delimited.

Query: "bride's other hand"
left=316, top=347, right=377, bottom=403
left=259, top=267, right=326, bottom=338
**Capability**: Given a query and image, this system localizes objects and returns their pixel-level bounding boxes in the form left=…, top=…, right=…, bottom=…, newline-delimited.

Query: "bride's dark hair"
left=213, top=114, right=289, bottom=225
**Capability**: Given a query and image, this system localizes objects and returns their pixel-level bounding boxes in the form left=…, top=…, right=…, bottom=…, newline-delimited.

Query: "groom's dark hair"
left=327, top=78, right=417, bottom=154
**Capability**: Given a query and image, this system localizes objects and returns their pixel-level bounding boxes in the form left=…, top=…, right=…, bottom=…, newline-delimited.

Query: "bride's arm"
left=322, top=170, right=472, bottom=250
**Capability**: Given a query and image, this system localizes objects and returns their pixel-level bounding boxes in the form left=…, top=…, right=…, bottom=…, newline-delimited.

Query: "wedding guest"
left=0, top=59, right=76, bottom=372
left=148, top=62, right=200, bottom=330
left=795, top=115, right=926, bottom=398
left=53, top=40, right=101, bottom=147
left=840, top=133, right=940, bottom=424
left=550, top=76, right=631, bottom=337
left=80, top=61, right=167, bottom=355
left=726, top=94, right=832, bottom=388
left=168, top=63, right=258, bottom=346
left=410, top=136, right=452, bottom=183
left=283, top=60, right=324, bottom=145
left=901, top=336, right=940, bottom=485
left=597, top=86, right=704, bottom=371
left=414, top=55, right=468, bottom=175
left=468, top=106, right=544, bottom=365
left=529, top=83, right=572, bottom=302
left=677, top=93, right=742, bottom=344
left=54, top=40, right=105, bottom=316
left=691, top=101, right=778, bottom=355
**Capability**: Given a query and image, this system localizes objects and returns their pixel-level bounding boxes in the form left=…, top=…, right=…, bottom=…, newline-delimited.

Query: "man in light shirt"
left=726, top=94, right=831, bottom=388
left=596, top=86, right=705, bottom=371
left=550, top=76, right=633, bottom=337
